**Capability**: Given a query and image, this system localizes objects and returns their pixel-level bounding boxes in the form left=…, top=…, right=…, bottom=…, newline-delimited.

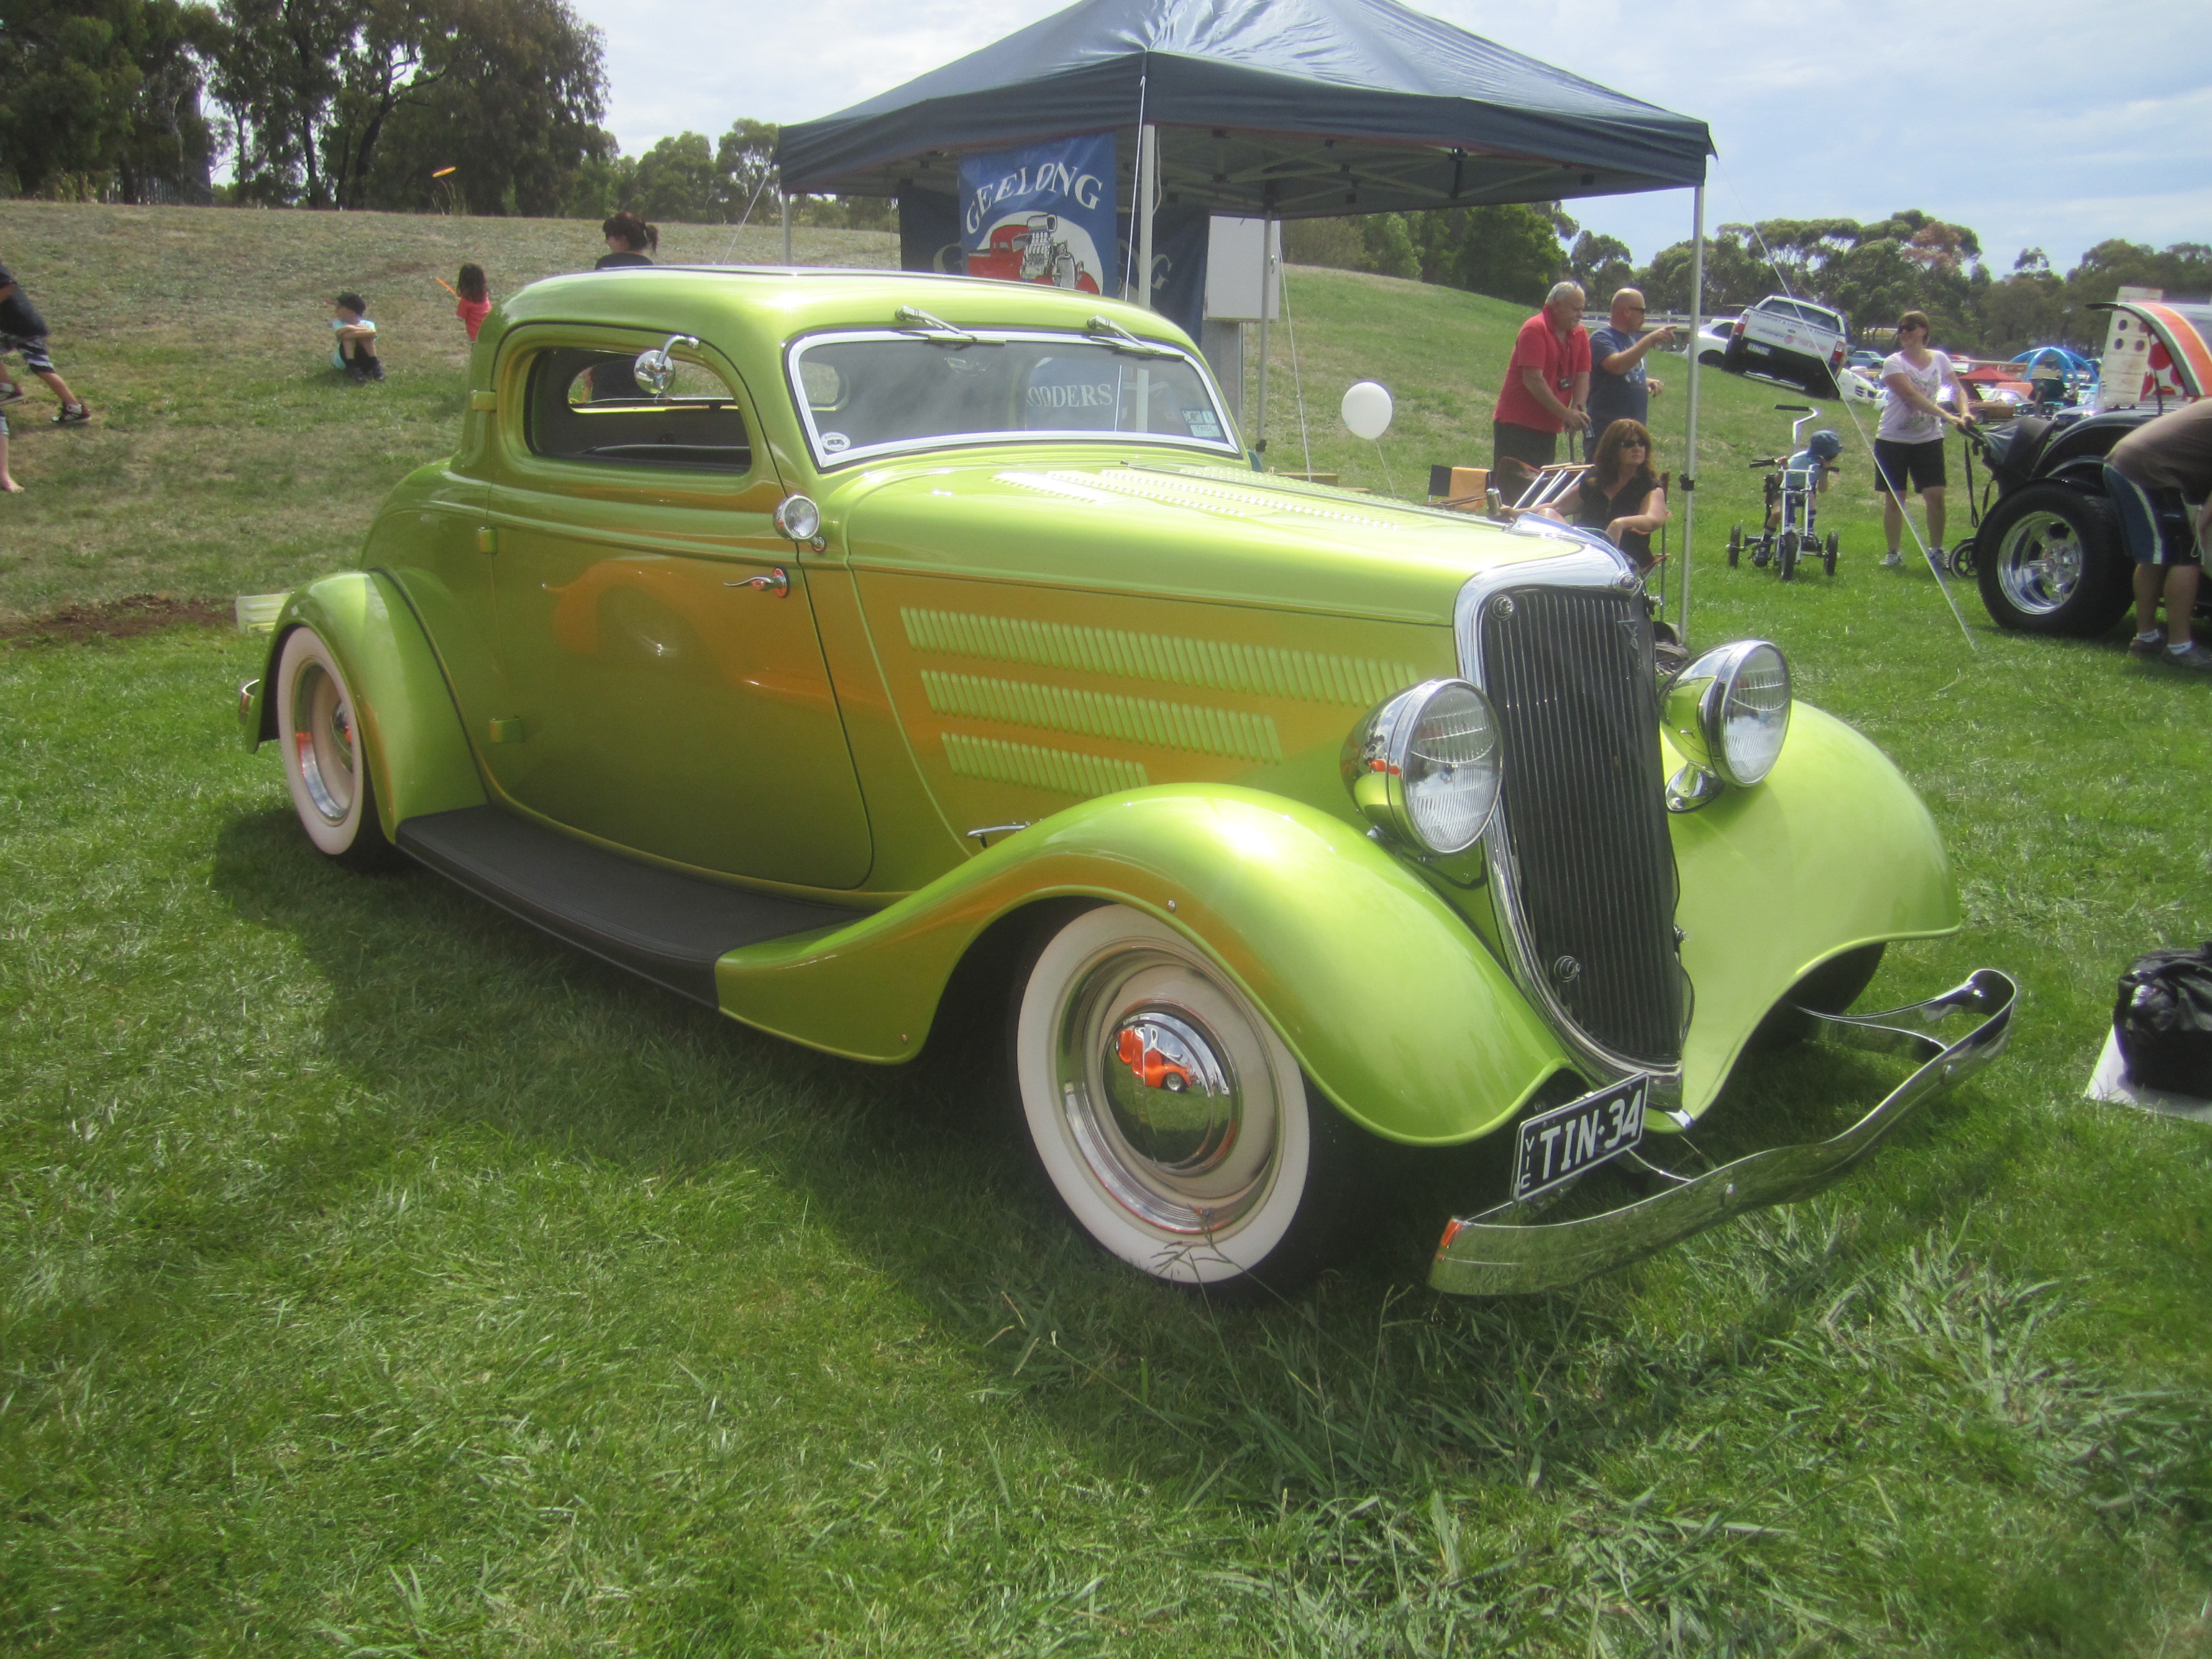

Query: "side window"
left=525, top=346, right=751, bottom=472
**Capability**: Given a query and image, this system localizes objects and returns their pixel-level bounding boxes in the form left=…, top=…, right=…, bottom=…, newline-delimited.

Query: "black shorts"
left=0, top=333, right=55, bottom=374
left=1873, top=437, right=1946, bottom=495
left=1493, top=420, right=1558, bottom=476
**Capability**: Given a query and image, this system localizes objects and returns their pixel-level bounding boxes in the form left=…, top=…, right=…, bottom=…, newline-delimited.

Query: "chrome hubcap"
left=292, top=661, right=356, bottom=823
left=1052, top=949, right=1275, bottom=1233
left=1996, top=511, right=2082, bottom=614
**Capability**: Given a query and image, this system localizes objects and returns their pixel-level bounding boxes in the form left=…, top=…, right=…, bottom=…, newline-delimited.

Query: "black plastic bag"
left=2115, top=942, right=2212, bottom=1098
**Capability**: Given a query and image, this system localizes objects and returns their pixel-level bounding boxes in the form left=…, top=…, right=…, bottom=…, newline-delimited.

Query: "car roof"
left=492, top=265, right=1193, bottom=354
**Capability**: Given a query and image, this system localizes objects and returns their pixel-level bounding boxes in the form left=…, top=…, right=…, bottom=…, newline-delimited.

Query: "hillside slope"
left=0, top=200, right=1882, bottom=621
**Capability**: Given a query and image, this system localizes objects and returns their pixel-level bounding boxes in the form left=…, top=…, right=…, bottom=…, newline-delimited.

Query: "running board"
left=395, top=806, right=853, bottom=1006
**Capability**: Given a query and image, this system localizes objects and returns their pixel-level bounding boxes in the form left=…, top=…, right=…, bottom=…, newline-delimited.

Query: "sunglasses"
left=1621, top=438, right=1649, bottom=448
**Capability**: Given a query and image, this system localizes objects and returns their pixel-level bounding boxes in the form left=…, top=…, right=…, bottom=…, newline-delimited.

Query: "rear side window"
left=525, top=346, right=751, bottom=472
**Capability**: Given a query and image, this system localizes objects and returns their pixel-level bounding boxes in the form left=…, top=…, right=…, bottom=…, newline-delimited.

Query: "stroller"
left=1728, top=405, right=1842, bottom=581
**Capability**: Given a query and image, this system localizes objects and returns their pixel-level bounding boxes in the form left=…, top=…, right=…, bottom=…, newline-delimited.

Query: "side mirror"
left=633, top=334, right=699, bottom=401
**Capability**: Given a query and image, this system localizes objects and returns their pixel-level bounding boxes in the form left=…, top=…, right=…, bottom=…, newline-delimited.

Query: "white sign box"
left=1206, top=217, right=1280, bottom=321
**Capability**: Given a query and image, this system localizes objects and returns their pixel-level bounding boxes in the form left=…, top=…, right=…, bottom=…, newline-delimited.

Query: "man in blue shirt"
left=1584, top=287, right=1672, bottom=460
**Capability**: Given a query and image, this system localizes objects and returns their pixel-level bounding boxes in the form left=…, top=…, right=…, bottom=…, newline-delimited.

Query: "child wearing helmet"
left=1767, top=428, right=1841, bottom=531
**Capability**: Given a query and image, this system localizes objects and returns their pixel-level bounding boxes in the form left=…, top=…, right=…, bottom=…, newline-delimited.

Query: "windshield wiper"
left=894, top=305, right=996, bottom=348
left=1085, top=315, right=1182, bottom=358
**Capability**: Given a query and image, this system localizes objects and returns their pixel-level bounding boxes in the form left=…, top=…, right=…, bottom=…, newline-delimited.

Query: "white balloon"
left=1341, top=380, right=1393, bottom=440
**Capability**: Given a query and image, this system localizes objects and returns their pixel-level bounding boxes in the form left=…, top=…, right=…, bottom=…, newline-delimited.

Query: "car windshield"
left=787, top=330, right=1237, bottom=467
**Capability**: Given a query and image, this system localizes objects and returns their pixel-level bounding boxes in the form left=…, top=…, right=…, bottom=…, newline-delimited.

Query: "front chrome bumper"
left=1429, top=970, right=2017, bottom=1296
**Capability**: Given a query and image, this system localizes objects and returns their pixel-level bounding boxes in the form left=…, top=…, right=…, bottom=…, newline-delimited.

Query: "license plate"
left=1513, top=1076, right=1649, bottom=1200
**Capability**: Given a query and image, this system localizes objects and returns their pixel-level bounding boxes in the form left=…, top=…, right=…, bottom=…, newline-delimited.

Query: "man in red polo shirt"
left=1492, top=280, right=1591, bottom=477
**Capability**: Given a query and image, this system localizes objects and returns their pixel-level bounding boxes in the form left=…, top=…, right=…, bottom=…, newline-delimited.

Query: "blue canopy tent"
left=775, top=0, right=1720, bottom=626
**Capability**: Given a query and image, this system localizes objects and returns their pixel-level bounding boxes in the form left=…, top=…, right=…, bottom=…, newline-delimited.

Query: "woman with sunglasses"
left=1538, top=417, right=1670, bottom=570
left=1875, top=310, right=1971, bottom=566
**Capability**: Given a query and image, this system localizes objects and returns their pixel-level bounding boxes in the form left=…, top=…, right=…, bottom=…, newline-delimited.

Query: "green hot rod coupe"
left=241, top=268, right=2013, bottom=1295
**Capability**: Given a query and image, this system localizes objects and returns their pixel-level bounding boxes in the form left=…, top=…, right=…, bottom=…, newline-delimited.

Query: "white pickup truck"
left=1723, top=296, right=1850, bottom=398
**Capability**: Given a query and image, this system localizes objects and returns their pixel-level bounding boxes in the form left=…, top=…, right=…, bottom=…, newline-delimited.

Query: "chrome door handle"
left=725, top=566, right=789, bottom=598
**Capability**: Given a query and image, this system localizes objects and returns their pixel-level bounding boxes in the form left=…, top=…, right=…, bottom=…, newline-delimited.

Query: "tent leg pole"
left=1136, top=124, right=1157, bottom=309
left=1254, top=219, right=1272, bottom=461
left=1681, top=184, right=1705, bottom=646
left=781, top=191, right=792, bottom=264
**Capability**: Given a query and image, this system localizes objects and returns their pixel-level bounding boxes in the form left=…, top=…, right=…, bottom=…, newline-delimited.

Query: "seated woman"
left=1538, top=418, right=1669, bottom=569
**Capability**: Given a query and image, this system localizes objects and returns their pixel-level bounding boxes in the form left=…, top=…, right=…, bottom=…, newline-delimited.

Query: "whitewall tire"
left=276, top=627, right=393, bottom=869
left=1012, top=904, right=1359, bottom=1291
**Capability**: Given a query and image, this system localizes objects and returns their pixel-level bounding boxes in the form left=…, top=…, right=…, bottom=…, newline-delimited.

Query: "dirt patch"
left=3, top=593, right=234, bottom=645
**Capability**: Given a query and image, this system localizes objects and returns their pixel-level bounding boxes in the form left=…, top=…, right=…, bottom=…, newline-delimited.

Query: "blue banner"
left=959, top=134, right=1118, bottom=298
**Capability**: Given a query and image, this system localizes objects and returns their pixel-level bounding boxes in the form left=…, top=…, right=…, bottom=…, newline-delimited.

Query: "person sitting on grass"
left=1535, top=417, right=1671, bottom=570
left=330, top=292, right=383, bottom=382
left=454, top=263, right=492, bottom=342
left=595, top=212, right=657, bottom=269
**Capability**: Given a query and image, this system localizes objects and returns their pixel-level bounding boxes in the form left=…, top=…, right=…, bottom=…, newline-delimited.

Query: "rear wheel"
left=1975, top=483, right=2130, bottom=636
left=276, top=627, right=395, bottom=869
left=1823, top=531, right=1839, bottom=576
left=1010, top=904, right=1364, bottom=1294
left=1727, top=524, right=1742, bottom=567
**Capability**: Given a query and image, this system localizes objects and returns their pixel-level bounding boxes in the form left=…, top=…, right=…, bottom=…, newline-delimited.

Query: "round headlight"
left=1662, top=640, right=1791, bottom=788
left=1342, top=679, right=1502, bottom=856
left=774, top=493, right=822, bottom=541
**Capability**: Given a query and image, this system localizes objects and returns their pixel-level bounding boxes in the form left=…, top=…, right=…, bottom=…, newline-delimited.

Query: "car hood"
left=833, top=456, right=1612, bottom=626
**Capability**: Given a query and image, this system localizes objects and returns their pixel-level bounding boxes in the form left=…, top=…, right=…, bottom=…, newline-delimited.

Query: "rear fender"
left=244, top=572, right=486, bottom=838
left=716, top=786, right=1573, bottom=1146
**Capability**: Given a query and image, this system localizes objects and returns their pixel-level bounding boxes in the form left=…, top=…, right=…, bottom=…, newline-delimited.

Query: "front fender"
left=1672, top=701, right=1962, bottom=1114
left=715, top=787, right=1573, bottom=1146
left=243, top=572, right=486, bottom=838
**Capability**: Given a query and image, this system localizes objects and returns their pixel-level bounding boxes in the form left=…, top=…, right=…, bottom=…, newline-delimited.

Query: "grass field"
left=3, top=202, right=2211, bottom=1655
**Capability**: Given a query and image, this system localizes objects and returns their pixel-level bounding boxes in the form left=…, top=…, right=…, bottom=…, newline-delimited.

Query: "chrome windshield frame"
left=782, top=328, right=1242, bottom=472
left=1452, top=533, right=1672, bottom=1089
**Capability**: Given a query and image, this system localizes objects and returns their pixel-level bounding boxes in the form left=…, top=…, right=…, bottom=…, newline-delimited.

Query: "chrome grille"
left=1478, top=586, right=1683, bottom=1067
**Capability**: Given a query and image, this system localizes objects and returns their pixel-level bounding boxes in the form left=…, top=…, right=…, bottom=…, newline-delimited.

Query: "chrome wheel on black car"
left=1975, top=483, right=2130, bottom=636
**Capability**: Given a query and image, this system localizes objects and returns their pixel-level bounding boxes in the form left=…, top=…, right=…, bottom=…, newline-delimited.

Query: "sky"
left=566, top=0, right=2211, bottom=275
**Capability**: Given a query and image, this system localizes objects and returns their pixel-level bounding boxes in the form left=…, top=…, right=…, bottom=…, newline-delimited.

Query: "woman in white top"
left=1873, top=310, right=1971, bottom=566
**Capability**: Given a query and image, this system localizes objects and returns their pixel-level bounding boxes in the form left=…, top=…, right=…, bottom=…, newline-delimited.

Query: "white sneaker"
left=1880, top=552, right=1903, bottom=567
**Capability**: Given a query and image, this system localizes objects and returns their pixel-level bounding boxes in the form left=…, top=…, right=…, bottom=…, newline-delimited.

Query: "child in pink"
left=455, top=264, right=491, bottom=341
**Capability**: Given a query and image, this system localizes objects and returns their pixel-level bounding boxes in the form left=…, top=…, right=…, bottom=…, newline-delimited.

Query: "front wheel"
left=1011, top=904, right=1363, bottom=1293
left=276, top=627, right=395, bottom=869
left=1777, top=529, right=1800, bottom=581
left=1975, top=483, right=2130, bottom=636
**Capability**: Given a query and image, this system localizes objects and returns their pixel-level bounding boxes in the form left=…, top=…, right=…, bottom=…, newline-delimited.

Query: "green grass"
left=4, top=203, right=2212, bottom=1655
